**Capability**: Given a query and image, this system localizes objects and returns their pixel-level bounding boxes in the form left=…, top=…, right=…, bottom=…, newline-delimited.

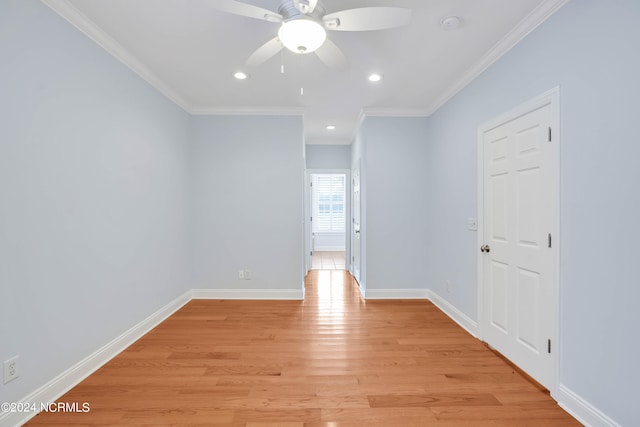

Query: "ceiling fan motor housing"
left=279, top=0, right=324, bottom=19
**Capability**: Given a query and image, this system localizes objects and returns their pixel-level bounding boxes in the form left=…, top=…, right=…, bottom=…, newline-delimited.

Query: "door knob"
left=480, top=244, right=491, bottom=253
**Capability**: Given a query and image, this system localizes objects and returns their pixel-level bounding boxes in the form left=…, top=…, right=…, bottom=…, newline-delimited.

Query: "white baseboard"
left=191, top=288, right=304, bottom=300
left=426, top=289, right=479, bottom=338
left=0, top=290, right=192, bottom=427
left=364, top=288, right=429, bottom=299
left=557, top=384, right=621, bottom=427
left=0, top=286, right=306, bottom=426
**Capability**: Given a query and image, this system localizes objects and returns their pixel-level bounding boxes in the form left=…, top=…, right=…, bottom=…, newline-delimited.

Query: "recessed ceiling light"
left=368, top=73, right=383, bottom=82
left=326, top=125, right=336, bottom=131
left=233, top=71, right=248, bottom=80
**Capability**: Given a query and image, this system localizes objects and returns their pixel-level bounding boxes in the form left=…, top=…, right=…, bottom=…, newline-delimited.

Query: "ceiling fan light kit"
left=278, top=19, right=327, bottom=54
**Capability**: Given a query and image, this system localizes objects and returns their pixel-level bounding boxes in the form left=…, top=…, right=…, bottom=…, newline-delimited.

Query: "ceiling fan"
left=209, top=0, right=412, bottom=70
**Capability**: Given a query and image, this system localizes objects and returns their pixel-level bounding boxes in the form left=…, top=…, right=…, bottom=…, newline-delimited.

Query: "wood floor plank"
left=26, top=270, right=580, bottom=426
left=367, top=393, right=501, bottom=408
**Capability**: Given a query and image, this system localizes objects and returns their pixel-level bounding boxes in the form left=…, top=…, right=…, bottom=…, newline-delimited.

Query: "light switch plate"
left=467, top=218, right=478, bottom=231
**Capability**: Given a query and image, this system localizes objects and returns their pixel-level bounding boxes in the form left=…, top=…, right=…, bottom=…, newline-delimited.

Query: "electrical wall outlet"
left=4, top=356, right=19, bottom=384
left=238, top=270, right=245, bottom=279
left=244, top=269, right=251, bottom=280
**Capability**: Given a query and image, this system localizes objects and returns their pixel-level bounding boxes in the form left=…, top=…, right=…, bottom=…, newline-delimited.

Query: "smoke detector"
left=440, top=16, right=462, bottom=30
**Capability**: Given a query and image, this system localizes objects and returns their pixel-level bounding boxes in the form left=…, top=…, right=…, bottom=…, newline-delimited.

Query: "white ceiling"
left=43, top=0, right=567, bottom=145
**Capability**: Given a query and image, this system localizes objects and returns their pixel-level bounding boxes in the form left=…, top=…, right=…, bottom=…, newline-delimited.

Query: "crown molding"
left=362, top=108, right=431, bottom=117
left=425, top=0, right=570, bottom=116
left=345, top=108, right=366, bottom=144
left=40, top=0, right=193, bottom=112
left=305, top=137, right=352, bottom=146
left=189, top=106, right=304, bottom=116
left=41, top=0, right=569, bottom=120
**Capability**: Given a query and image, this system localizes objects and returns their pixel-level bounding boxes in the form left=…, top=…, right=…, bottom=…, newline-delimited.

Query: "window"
left=312, top=174, right=345, bottom=233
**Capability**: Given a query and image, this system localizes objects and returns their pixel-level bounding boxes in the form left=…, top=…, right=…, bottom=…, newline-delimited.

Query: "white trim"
left=348, top=110, right=367, bottom=146
left=190, top=106, right=304, bottom=116
left=190, top=288, right=304, bottom=300
left=305, top=139, right=353, bottom=146
left=364, top=289, right=429, bottom=299
left=425, top=0, right=570, bottom=116
left=40, top=0, right=192, bottom=112
left=362, top=108, right=430, bottom=117
left=0, top=290, right=192, bottom=427
left=354, top=277, right=366, bottom=299
left=426, top=290, right=479, bottom=338
left=557, top=385, right=621, bottom=427
left=40, top=0, right=568, bottom=122
left=477, top=86, right=561, bottom=395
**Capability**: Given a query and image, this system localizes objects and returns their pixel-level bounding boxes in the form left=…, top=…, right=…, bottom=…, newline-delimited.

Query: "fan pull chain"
left=280, top=49, right=285, bottom=74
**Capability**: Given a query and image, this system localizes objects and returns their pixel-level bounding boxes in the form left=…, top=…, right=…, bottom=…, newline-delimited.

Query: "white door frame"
left=305, top=169, right=351, bottom=273
left=351, top=167, right=361, bottom=284
left=476, top=86, right=561, bottom=397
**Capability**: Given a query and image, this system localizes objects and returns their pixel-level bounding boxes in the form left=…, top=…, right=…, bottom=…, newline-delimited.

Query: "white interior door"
left=351, top=170, right=361, bottom=283
left=480, top=96, right=558, bottom=391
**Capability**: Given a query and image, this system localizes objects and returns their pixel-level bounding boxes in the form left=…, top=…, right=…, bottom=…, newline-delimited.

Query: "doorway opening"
left=308, top=172, right=349, bottom=271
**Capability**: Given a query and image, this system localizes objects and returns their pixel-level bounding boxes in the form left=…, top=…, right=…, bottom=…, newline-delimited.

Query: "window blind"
left=313, top=174, right=345, bottom=233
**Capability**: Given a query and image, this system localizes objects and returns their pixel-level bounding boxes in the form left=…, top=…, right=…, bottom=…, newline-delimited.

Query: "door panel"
left=490, top=260, right=509, bottom=333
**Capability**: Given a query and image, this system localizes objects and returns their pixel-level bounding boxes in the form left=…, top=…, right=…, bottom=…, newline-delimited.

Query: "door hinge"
left=310, top=251, right=313, bottom=256
left=548, top=339, right=551, bottom=354
left=548, top=127, right=552, bottom=142
left=548, top=233, right=552, bottom=248
left=310, top=217, right=313, bottom=222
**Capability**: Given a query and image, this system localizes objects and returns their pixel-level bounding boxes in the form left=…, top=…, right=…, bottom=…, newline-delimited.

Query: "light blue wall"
left=190, top=115, right=304, bottom=292
left=0, top=0, right=191, bottom=407
left=361, top=117, right=430, bottom=292
left=423, top=0, right=640, bottom=424
left=305, top=144, right=351, bottom=170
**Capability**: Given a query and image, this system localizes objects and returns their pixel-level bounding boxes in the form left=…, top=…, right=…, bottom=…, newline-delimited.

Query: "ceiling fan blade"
left=293, top=0, right=318, bottom=14
left=315, top=39, right=348, bottom=71
left=323, top=7, right=411, bottom=31
left=246, top=37, right=284, bottom=67
left=208, top=0, right=282, bottom=23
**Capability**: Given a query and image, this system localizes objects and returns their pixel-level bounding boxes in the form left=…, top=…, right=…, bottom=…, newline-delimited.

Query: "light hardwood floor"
left=311, top=251, right=345, bottom=270
left=28, top=270, right=580, bottom=426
